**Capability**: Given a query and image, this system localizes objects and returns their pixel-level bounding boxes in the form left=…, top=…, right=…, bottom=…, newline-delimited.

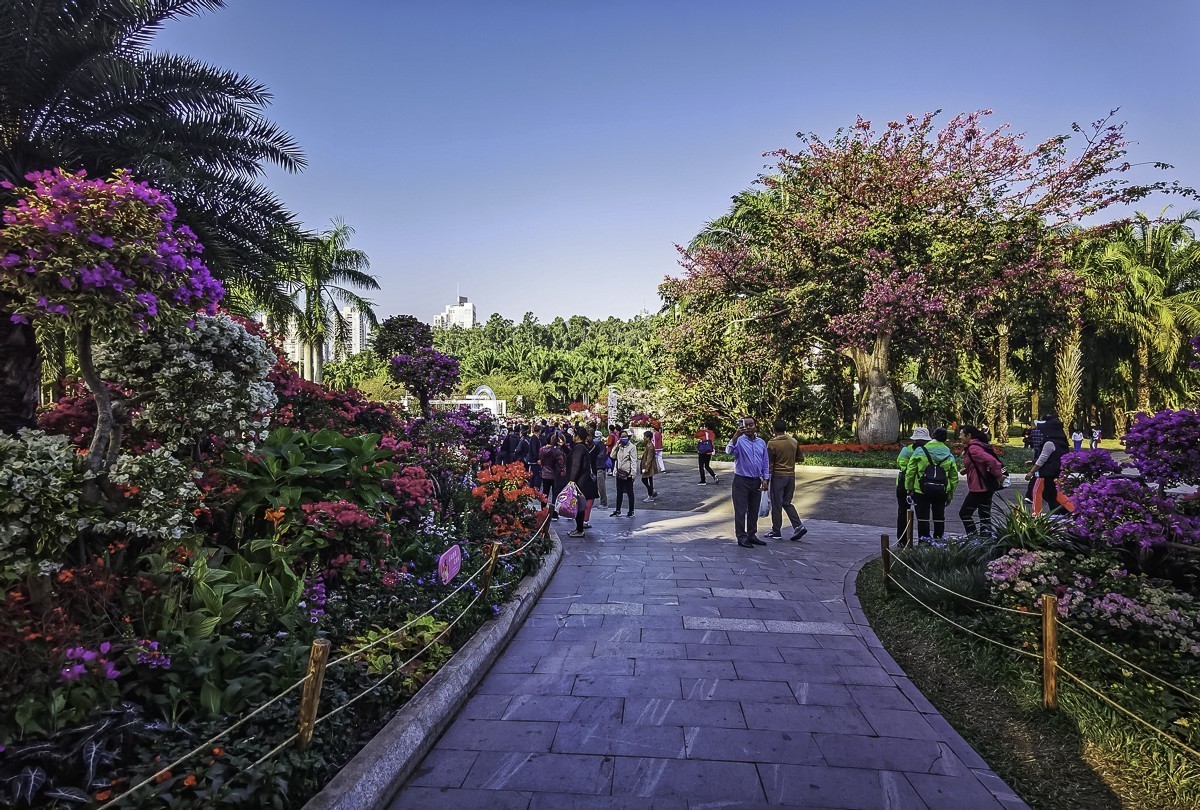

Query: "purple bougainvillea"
left=1071, top=477, right=1199, bottom=549
left=1060, top=448, right=1123, bottom=494
left=1123, top=409, right=1200, bottom=488
left=390, top=347, right=461, bottom=417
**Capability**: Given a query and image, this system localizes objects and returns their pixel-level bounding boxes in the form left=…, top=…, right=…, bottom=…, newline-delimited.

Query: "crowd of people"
left=488, top=413, right=1075, bottom=549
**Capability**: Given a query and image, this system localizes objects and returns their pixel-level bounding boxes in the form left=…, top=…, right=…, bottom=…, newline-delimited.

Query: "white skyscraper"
left=434, top=296, right=476, bottom=330
left=328, top=305, right=371, bottom=360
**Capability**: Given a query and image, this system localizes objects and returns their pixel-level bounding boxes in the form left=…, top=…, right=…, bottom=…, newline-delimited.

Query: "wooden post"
left=296, top=638, right=331, bottom=750
left=479, top=543, right=501, bottom=597
left=1042, top=595, right=1058, bottom=710
left=880, top=534, right=891, bottom=598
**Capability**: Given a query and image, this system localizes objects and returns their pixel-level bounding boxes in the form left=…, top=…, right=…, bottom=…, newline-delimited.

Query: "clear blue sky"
left=156, top=0, right=1199, bottom=324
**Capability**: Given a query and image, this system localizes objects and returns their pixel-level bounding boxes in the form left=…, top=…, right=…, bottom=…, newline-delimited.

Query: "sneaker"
left=737, top=539, right=755, bottom=548
left=748, top=536, right=767, bottom=546
left=567, top=530, right=585, bottom=538
left=711, top=476, right=719, bottom=483
left=765, top=531, right=783, bottom=539
left=626, top=512, right=634, bottom=517
left=790, top=526, right=809, bottom=542
left=583, top=522, right=592, bottom=528
left=698, top=481, right=708, bottom=485
left=643, top=497, right=655, bottom=503
left=609, top=511, right=620, bottom=517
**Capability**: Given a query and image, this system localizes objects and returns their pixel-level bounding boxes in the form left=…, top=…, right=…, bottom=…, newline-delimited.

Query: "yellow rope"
left=887, top=574, right=1043, bottom=660
left=1056, top=665, right=1200, bottom=762
left=1057, top=621, right=1200, bottom=705
left=499, top=513, right=552, bottom=558
left=888, top=550, right=1039, bottom=618
left=316, top=586, right=487, bottom=725
left=96, top=673, right=311, bottom=809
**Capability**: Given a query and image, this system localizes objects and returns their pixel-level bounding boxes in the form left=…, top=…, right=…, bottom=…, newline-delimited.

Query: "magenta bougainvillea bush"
left=1123, top=408, right=1200, bottom=488
left=1071, top=477, right=1199, bottom=549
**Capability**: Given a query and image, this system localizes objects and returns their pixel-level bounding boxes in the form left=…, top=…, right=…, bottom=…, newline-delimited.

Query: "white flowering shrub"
left=0, top=430, right=95, bottom=575
left=92, top=449, right=203, bottom=541
left=95, top=313, right=277, bottom=451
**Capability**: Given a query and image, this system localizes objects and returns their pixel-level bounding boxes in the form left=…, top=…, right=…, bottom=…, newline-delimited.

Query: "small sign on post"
left=437, top=544, right=462, bottom=585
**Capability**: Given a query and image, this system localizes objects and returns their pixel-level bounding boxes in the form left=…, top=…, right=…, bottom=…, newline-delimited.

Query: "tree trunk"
left=77, top=326, right=112, bottom=476
left=313, top=341, right=324, bottom=386
left=845, top=335, right=899, bottom=444
left=995, top=325, right=1009, bottom=443
left=0, top=293, right=41, bottom=434
left=840, top=359, right=855, bottom=433
left=1030, top=386, right=1039, bottom=425
left=1135, top=340, right=1150, bottom=414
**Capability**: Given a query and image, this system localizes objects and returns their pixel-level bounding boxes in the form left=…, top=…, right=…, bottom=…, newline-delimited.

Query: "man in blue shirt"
left=726, top=417, right=770, bottom=548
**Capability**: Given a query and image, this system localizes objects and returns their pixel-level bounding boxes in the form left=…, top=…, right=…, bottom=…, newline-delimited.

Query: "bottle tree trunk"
left=1135, top=340, right=1151, bottom=414
left=995, top=325, right=1010, bottom=443
left=0, top=294, right=41, bottom=434
left=845, top=334, right=899, bottom=445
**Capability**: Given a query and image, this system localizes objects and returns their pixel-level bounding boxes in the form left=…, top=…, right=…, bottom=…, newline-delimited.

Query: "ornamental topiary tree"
left=662, top=110, right=1174, bottom=443
left=390, top=347, right=460, bottom=418
left=0, top=169, right=224, bottom=474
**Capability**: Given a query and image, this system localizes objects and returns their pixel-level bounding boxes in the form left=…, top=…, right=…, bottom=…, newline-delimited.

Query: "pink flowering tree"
left=0, top=169, right=223, bottom=473
left=662, top=110, right=1169, bottom=443
left=390, top=347, right=460, bottom=418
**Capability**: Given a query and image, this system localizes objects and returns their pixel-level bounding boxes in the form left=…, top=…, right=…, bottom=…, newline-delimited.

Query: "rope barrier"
left=888, top=550, right=1040, bottom=618
left=1057, top=621, right=1200, bottom=705
left=499, top=513, right=552, bottom=558
left=886, top=573, right=1043, bottom=660
left=1056, top=665, right=1200, bottom=761
left=96, top=673, right=311, bottom=809
left=315, top=586, right=488, bottom=726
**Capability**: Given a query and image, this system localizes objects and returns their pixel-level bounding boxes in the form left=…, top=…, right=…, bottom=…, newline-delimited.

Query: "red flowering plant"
left=469, top=463, right=542, bottom=547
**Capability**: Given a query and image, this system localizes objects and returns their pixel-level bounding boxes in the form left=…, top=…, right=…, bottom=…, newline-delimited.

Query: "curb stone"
left=843, top=544, right=1030, bottom=809
left=302, top=530, right=563, bottom=810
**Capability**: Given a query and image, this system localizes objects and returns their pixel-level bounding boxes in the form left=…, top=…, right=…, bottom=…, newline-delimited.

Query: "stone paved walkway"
left=392, top=509, right=1027, bottom=809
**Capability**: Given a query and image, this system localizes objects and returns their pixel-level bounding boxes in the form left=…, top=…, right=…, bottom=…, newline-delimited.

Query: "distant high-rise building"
left=330, top=305, right=371, bottom=359
left=434, top=296, right=476, bottom=330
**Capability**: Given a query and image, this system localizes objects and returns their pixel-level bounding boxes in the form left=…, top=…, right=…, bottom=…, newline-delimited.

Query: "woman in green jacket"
left=904, top=426, right=959, bottom=542
left=895, top=438, right=918, bottom=546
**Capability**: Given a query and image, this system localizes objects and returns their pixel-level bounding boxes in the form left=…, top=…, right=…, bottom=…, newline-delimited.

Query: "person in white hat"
left=895, top=427, right=930, bottom=547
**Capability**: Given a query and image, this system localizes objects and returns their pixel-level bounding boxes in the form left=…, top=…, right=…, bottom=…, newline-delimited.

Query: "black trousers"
left=614, top=477, right=635, bottom=514
left=913, top=492, right=946, bottom=539
left=896, top=484, right=912, bottom=542
left=769, top=475, right=802, bottom=534
left=641, top=476, right=656, bottom=497
left=731, top=474, right=763, bottom=540
left=959, top=490, right=995, bottom=535
left=541, top=477, right=563, bottom=519
left=698, top=453, right=717, bottom=482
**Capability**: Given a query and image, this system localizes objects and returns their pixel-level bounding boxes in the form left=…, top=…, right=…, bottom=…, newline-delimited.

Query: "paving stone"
left=905, top=771, right=1007, bottom=809
left=641, top=628, right=730, bottom=645
left=477, top=673, right=577, bottom=696
left=757, top=763, right=926, bottom=808
left=846, top=684, right=918, bottom=711
left=778, top=645, right=879, bottom=667
left=762, top=620, right=855, bottom=635
left=624, top=698, right=746, bottom=729
left=529, top=793, right=687, bottom=810
left=741, top=702, right=873, bottom=735
left=611, top=757, right=765, bottom=802
left=553, top=722, right=687, bottom=758
left=500, top=695, right=587, bottom=722
left=726, top=630, right=821, bottom=648
left=574, top=675, right=684, bottom=699
left=390, top=785, right=532, bottom=810
left=461, top=751, right=615, bottom=795
left=458, top=693, right=512, bottom=720
left=593, top=641, right=687, bottom=659
left=569, top=602, right=645, bottom=616
left=681, top=678, right=797, bottom=704
left=682, top=616, right=766, bottom=632
left=710, top=587, right=783, bottom=600
left=860, top=708, right=942, bottom=741
left=535, top=655, right=636, bottom=677
left=635, top=658, right=737, bottom=679
left=437, top=719, right=559, bottom=753
left=683, top=727, right=824, bottom=765
left=404, top=748, right=480, bottom=787
left=734, top=661, right=846, bottom=684
left=685, top=643, right=783, bottom=663
left=788, top=681, right=856, bottom=707
left=814, top=734, right=968, bottom=775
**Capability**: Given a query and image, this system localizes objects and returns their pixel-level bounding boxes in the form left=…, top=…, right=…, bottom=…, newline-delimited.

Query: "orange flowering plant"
left=470, top=462, right=541, bottom=543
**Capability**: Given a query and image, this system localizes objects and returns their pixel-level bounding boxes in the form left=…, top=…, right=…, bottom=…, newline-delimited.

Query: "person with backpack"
left=694, top=424, right=719, bottom=484
left=958, top=425, right=1006, bottom=535
left=1025, top=413, right=1070, bottom=514
left=905, top=426, right=959, bottom=543
left=895, top=436, right=919, bottom=547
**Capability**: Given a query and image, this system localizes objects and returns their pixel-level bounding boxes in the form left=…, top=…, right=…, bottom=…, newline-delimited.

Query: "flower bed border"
left=302, top=530, right=563, bottom=810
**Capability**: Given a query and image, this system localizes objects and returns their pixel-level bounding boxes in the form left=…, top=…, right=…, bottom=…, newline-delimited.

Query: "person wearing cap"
left=725, top=417, right=770, bottom=548
left=609, top=430, right=639, bottom=517
left=895, top=430, right=923, bottom=547
left=904, top=426, right=959, bottom=542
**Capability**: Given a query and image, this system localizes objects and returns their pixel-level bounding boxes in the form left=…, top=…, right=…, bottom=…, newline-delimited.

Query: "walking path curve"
left=392, top=497, right=1026, bottom=809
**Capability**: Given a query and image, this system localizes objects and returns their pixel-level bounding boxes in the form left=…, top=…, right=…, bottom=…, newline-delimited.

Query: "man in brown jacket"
left=766, top=419, right=808, bottom=541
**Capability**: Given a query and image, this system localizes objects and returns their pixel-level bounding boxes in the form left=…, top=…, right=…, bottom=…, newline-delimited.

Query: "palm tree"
left=0, top=0, right=304, bottom=431
left=1093, top=210, right=1200, bottom=413
left=281, top=220, right=379, bottom=384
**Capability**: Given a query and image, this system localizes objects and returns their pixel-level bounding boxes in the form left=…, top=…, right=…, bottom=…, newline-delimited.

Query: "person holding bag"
left=610, top=430, right=639, bottom=517
left=640, top=430, right=659, bottom=503
left=538, top=433, right=567, bottom=521
left=565, top=427, right=597, bottom=537
left=694, top=424, right=719, bottom=484
left=958, top=425, right=1005, bottom=536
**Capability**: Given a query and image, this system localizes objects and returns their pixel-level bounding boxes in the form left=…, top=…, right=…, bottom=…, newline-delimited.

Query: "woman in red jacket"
left=959, top=425, right=1006, bottom=536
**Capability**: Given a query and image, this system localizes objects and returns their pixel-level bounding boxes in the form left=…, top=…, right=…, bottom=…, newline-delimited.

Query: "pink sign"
left=437, top=544, right=462, bottom=585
